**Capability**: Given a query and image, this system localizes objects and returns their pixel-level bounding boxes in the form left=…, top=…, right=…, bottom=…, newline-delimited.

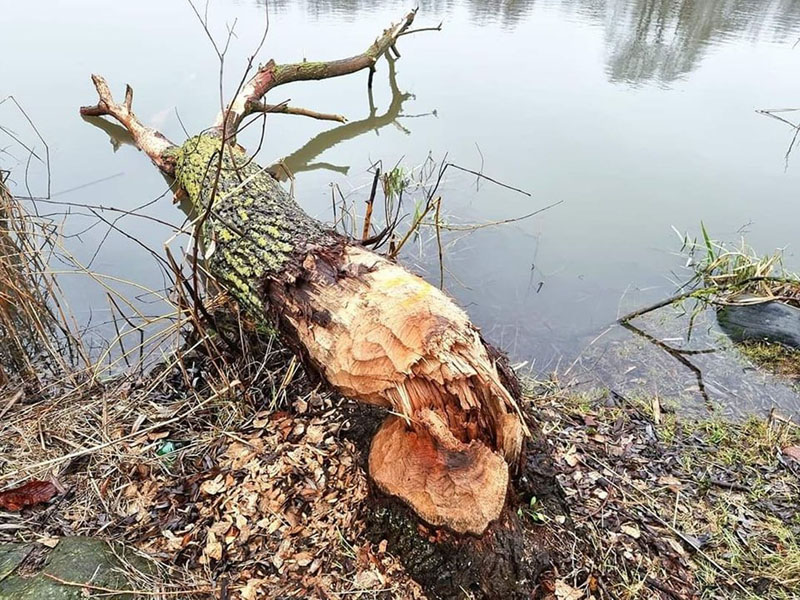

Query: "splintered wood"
left=281, top=246, right=527, bottom=534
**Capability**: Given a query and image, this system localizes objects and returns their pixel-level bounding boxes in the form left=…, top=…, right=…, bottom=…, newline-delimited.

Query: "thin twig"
left=43, top=573, right=211, bottom=597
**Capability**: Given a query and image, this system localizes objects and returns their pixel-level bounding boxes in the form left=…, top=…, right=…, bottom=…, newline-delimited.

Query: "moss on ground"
left=738, top=341, right=800, bottom=381
left=0, top=537, right=151, bottom=599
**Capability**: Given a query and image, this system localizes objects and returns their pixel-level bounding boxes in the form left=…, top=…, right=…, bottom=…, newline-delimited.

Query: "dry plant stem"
left=617, top=275, right=800, bottom=323
left=42, top=573, right=211, bottom=597
left=0, top=378, right=240, bottom=486
left=0, top=390, right=23, bottom=421
left=361, top=167, right=380, bottom=241
left=216, top=9, right=418, bottom=140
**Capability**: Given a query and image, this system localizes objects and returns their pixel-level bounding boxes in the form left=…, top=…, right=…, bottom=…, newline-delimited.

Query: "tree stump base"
left=346, top=405, right=567, bottom=599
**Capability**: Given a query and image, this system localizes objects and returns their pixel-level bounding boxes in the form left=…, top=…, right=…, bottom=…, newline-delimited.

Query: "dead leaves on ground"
left=0, top=480, right=58, bottom=511
left=541, top=392, right=800, bottom=600
left=119, top=395, right=423, bottom=599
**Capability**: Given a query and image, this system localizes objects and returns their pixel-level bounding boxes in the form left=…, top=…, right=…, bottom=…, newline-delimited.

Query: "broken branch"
left=217, top=9, right=418, bottom=139
left=79, top=75, right=176, bottom=175
left=251, top=101, right=347, bottom=123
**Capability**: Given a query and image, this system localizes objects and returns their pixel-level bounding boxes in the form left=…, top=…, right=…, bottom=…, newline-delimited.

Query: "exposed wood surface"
left=369, top=414, right=508, bottom=535
left=274, top=244, right=526, bottom=533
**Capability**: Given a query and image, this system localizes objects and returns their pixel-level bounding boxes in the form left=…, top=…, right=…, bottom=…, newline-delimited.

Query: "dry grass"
left=681, top=224, right=800, bottom=307
left=0, top=175, right=87, bottom=387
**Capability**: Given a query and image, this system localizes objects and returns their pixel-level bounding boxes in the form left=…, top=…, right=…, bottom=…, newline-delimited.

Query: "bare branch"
left=399, top=22, right=443, bottom=37
left=79, top=75, right=177, bottom=175
left=251, top=101, right=346, bottom=123
left=217, top=9, right=419, bottom=140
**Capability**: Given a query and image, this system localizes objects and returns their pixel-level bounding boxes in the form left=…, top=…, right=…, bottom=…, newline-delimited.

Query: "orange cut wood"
left=369, top=411, right=509, bottom=535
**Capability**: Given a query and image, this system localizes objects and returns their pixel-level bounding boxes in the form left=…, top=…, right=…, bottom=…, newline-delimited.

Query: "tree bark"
left=79, top=12, right=563, bottom=597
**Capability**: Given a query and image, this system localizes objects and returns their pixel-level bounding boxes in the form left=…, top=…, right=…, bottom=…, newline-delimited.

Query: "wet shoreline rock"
left=0, top=537, right=150, bottom=599
left=717, top=300, right=800, bottom=349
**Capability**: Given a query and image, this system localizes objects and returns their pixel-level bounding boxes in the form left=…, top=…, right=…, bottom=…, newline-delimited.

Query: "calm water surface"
left=3, top=0, right=800, bottom=414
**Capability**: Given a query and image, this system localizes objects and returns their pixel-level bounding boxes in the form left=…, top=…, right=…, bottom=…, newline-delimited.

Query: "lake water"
left=3, top=0, right=800, bottom=415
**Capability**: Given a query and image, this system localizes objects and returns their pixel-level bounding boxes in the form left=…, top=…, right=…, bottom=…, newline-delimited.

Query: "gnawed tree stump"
left=79, top=10, right=563, bottom=597
left=171, top=132, right=525, bottom=536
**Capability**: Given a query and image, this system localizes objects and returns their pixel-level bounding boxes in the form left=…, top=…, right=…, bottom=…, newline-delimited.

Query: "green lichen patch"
left=172, top=134, right=335, bottom=313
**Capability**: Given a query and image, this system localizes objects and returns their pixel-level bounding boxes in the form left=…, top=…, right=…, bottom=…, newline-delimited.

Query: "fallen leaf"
left=563, top=445, right=580, bottom=467
left=0, top=480, right=58, bottom=511
left=240, top=578, right=265, bottom=600
left=666, top=537, right=687, bottom=556
left=204, top=531, right=222, bottom=561
left=657, top=475, right=683, bottom=490
left=306, top=424, right=325, bottom=445
left=555, top=580, right=584, bottom=600
left=354, top=570, right=382, bottom=590
left=782, top=446, right=800, bottom=461
left=621, top=523, right=641, bottom=539
left=39, top=536, right=60, bottom=548
left=200, top=475, right=226, bottom=495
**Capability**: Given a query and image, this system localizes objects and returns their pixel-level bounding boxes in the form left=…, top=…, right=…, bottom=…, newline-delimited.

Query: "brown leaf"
left=0, top=480, right=58, bottom=511
left=555, top=580, right=584, bottom=600
left=783, top=446, right=800, bottom=461
left=621, top=523, right=641, bottom=539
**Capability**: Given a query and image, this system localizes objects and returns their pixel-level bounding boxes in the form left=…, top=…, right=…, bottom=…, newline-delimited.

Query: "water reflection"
left=265, top=0, right=800, bottom=84
left=264, top=0, right=535, bottom=27
left=271, top=55, right=433, bottom=181
left=83, top=55, right=430, bottom=186
left=602, top=0, right=800, bottom=84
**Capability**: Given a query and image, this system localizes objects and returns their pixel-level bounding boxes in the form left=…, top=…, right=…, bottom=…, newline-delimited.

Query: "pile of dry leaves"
left=0, top=336, right=423, bottom=598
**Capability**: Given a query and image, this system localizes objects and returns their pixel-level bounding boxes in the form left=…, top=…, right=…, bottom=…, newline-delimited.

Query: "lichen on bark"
left=172, top=134, right=338, bottom=312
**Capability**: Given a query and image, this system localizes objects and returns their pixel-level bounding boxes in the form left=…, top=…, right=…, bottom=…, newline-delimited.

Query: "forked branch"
left=80, top=75, right=177, bottom=175
left=217, top=9, right=420, bottom=140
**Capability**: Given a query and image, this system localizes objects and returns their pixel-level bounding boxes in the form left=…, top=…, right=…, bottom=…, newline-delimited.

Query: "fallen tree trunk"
left=80, top=11, right=561, bottom=596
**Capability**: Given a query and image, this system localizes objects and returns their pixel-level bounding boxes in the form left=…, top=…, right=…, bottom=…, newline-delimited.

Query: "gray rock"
left=0, top=537, right=150, bottom=599
left=717, top=300, right=800, bottom=349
